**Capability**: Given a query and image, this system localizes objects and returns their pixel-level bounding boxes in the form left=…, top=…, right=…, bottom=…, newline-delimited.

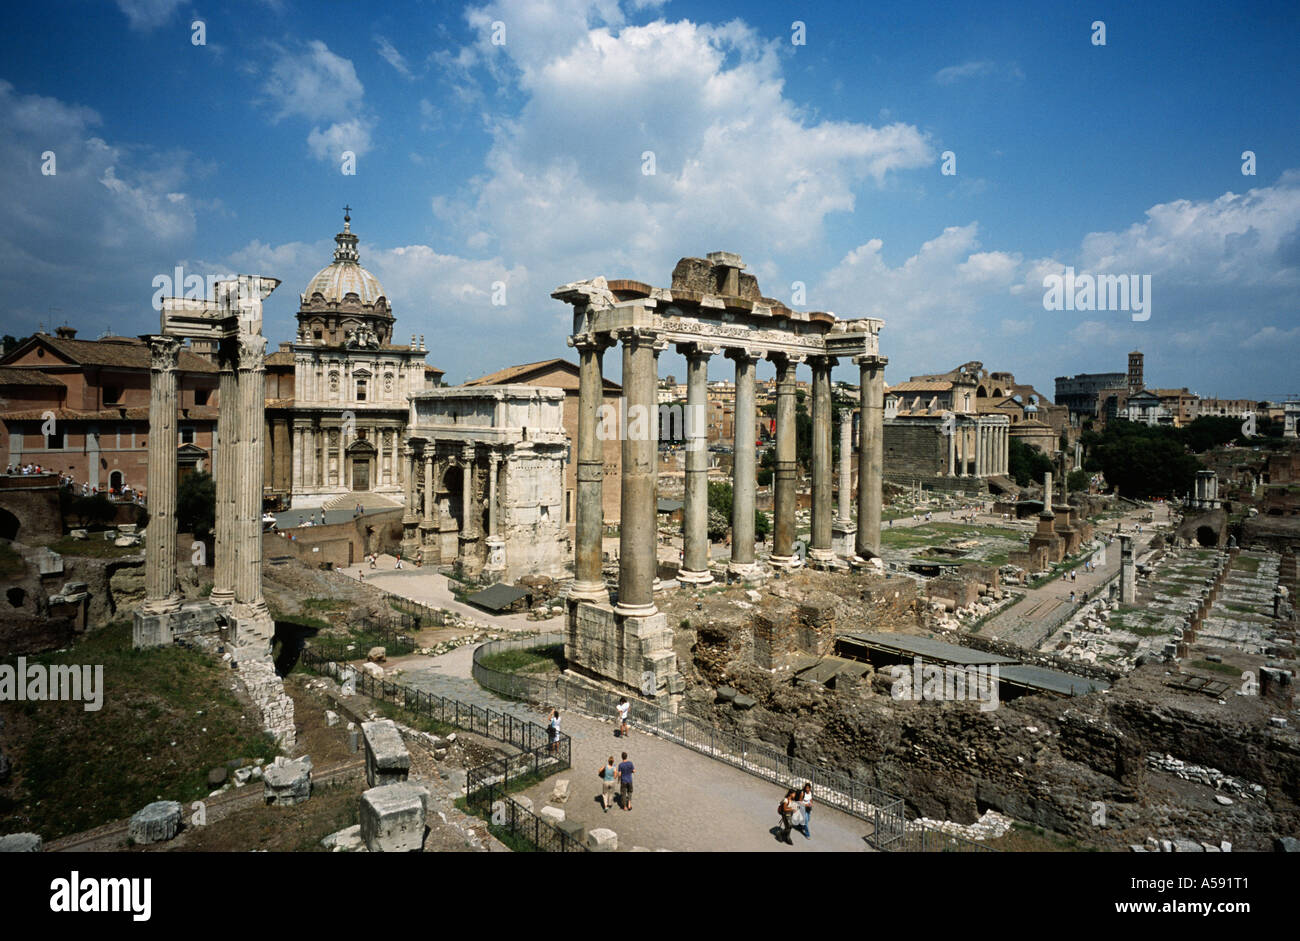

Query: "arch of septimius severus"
left=553, top=252, right=886, bottom=703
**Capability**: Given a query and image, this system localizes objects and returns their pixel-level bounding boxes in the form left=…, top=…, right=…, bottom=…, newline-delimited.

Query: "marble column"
left=728, top=348, right=761, bottom=576
left=142, top=336, right=181, bottom=615
left=292, top=426, right=303, bottom=491
left=210, top=338, right=237, bottom=606
left=809, top=357, right=834, bottom=562
left=770, top=353, right=800, bottom=567
left=947, top=422, right=957, bottom=476
left=976, top=422, right=985, bottom=477
left=678, top=344, right=713, bottom=584
left=832, top=407, right=858, bottom=558
left=233, top=332, right=269, bottom=621
left=460, top=447, right=479, bottom=539
left=615, top=330, right=659, bottom=616
left=423, top=451, right=435, bottom=535
left=488, top=453, right=500, bottom=537
left=570, top=336, right=609, bottom=602
left=856, top=354, right=887, bottom=559
left=338, top=425, right=346, bottom=489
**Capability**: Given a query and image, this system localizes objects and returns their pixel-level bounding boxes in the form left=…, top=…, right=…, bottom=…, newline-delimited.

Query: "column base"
left=807, top=547, right=836, bottom=563
left=831, top=524, right=857, bottom=558
left=727, top=561, right=763, bottom=581
left=568, top=580, right=610, bottom=604
left=208, top=589, right=235, bottom=607
left=140, top=595, right=182, bottom=617
left=612, top=599, right=658, bottom=618
left=769, top=554, right=803, bottom=569
left=676, top=567, right=714, bottom=586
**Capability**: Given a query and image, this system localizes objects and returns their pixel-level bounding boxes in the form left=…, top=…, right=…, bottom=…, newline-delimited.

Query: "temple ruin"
left=552, top=252, right=886, bottom=700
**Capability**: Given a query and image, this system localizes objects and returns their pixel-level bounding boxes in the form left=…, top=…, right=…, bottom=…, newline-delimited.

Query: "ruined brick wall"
left=883, top=421, right=945, bottom=478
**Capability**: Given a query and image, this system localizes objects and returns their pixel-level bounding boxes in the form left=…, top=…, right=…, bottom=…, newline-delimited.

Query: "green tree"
left=69, top=493, right=117, bottom=529
left=1066, top=468, right=1090, bottom=492
left=1091, top=420, right=1201, bottom=499
left=706, top=480, right=770, bottom=541
left=177, top=471, right=216, bottom=538
left=1008, top=438, right=1054, bottom=488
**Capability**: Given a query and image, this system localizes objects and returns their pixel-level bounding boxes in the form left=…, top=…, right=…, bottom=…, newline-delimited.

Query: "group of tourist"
left=596, top=752, right=636, bottom=813
left=777, top=784, right=815, bottom=844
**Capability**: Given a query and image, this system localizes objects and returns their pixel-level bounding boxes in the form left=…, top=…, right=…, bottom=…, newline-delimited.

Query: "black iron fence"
left=298, top=644, right=579, bottom=852
left=471, top=633, right=929, bottom=851
left=887, top=825, right=1001, bottom=852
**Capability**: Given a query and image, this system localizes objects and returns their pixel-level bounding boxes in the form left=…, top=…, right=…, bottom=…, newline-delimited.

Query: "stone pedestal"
left=360, top=783, right=429, bottom=852
left=484, top=535, right=506, bottom=578
left=565, top=601, right=684, bottom=701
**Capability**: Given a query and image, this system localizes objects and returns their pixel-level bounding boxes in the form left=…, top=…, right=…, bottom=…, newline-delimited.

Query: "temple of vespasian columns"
left=553, top=252, right=886, bottom=702
left=132, top=274, right=295, bottom=746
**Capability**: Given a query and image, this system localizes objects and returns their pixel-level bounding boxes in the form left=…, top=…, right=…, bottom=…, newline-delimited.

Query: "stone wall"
left=883, top=420, right=945, bottom=478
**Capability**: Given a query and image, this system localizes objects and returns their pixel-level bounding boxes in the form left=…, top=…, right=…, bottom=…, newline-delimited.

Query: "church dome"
left=303, top=212, right=387, bottom=307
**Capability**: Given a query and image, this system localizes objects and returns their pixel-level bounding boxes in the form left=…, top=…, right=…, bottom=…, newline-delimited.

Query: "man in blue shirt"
left=616, top=752, right=635, bottom=811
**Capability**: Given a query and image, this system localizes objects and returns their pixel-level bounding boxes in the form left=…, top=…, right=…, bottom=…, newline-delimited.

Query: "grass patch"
left=1191, top=659, right=1240, bottom=676
left=301, top=597, right=349, bottom=614
left=988, top=822, right=1102, bottom=852
left=478, top=644, right=565, bottom=675
left=0, top=622, right=280, bottom=841
left=367, top=698, right=457, bottom=737
left=1126, top=625, right=1169, bottom=637
left=1232, top=556, right=1262, bottom=574
left=38, top=536, right=143, bottom=559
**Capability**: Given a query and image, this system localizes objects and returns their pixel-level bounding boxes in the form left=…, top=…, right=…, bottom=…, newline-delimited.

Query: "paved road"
left=387, top=643, right=872, bottom=852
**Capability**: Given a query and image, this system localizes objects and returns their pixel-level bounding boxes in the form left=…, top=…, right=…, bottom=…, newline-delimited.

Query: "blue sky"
left=1, top=0, right=1297, bottom=398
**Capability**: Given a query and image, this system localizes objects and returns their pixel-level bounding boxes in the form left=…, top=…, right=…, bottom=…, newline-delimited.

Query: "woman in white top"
left=800, top=783, right=813, bottom=839
left=616, top=696, right=630, bottom=738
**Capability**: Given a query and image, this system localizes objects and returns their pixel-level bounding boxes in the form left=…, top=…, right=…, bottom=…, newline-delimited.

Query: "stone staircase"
left=322, top=491, right=402, bottom=511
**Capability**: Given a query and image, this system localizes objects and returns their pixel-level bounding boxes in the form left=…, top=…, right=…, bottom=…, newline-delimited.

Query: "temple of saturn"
left=132, top=274, right=295, bottom=746
left=553, top=252, right=886, bottom=701
left=401, top=385, right=569, bottom=582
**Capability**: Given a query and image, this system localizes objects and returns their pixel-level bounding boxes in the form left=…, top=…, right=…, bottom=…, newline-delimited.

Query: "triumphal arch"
left=553, top=252, right=886, bottom=703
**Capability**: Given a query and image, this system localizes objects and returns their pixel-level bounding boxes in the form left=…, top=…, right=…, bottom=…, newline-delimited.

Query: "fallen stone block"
left=514, top=796, right=533, bottom=814
left=539, top=806, right=565, bottom=825
left=207, top=766, right=228, bottom=788
left=362, top=719, right=410, bottom=787
left=263, top=756, right=313, bottom=806
left=367, top=646, right=386, bottom=663
left=361, top=662, right=384, bottom=679
left=325, top=709, right=340, bottom=727
left=549, top=779, right=570, bottom=804
left=1172, top=838, right=1204, bottom=852
left=587, top=827, right=618, bottom=851
left=360, top=783, right=429, bottom=852
left=129, top=801, right=183, bottom=845
left=556, top=819, right=585, bottom=846
left=733, top=694, right=757, bottom=710
left=1274, top=836, right=1300, bottom=852
left=715, top=686, right=737, bottom=703
left=321, top=824, right=365, bottom=853
left=0, top=833, right=42, bottom=852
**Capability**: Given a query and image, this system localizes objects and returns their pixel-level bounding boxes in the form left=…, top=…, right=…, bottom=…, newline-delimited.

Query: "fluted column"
left=728, top=348, right=761, bottom=576
left=423, top=451, right=435, bottom=525
left=292, top=426, right=303, bottom=491
left=570, top=336, right=609, bottom=601
left=836, top=409, right=853, bottom=524
left=770, top=353, right=800, bottom=567
left=210, top=339, right=237, bottom=606
left=947, top=420, right=957, bottom=476
left=488, top=452, right=500, bottom=537
left=856, top=354, right=887, bottom=559
left=678, top=344, right=714, bottom=584
left=615, top=329, right=658, bottom=616
left=809, top=357, right=834, bottom=562
left=233, top=332, right=268, bottom=618
left=338, top=425, right=346, bottom=488
left=142, top=336, right=181, bottom=615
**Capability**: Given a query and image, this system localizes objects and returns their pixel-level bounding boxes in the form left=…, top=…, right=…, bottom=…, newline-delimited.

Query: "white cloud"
left=264, top=41, right=365, bottom=124
left=375, top=35, right=414, bottom=78
left=1241, top=324, right=1300, bottom=348
left=933, top=60, right=1023, bottom=85
left=307, top=119, right=374, bottom=161
left=115, top=0, right=185, bottom=31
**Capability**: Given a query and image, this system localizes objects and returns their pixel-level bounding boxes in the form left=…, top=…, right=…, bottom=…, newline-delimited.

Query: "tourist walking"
left=548, top=710, right=561, bottom=756
left=598, top=756, right=617, bottom=812
left=800, top=783, right=813, bottom=839
left=616, top=752, right=635, bottom=811
left=778, top=789, right=796, bottom=845
left=616, top=696, right=630, bottom=737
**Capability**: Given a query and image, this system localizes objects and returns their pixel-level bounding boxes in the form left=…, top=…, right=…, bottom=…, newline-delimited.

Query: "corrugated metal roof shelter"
left=466, top=583, right=531, bottom=613
left=838, top=632, right=1017, bottom=666
left=998, top=665, right=1109, bottom=697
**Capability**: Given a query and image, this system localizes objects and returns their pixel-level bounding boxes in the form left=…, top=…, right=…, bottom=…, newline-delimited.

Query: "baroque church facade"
left=269, top=213, right=441, bottom=509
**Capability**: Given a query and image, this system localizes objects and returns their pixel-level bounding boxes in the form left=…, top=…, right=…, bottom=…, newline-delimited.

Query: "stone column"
left=728, top=348, right=761, bottom=577
left=809, top=357, right=834, bottom=563
left=947, top=421, right=957, bottom=476
left=570, top=337, right=609, bottom=602
left=401, top=443, right=418, bottom=554
left=460, top=446, right=480, bottom=539
left=615, top=329, right=658, bottom=616
left=855, top=354, right=887, bottom=559
left=210, top=339, right=238, bottom=606
left=1120, top=534, right=1136, bottom=603
left=770, top=353, right=800, bottom=568
left=488, top=453, right=500, bottom=537
left=423, top=451, right=435, bottom=530
left=142, top=335, right=181, bottom=615
left=233, top=332, right=270, bottom=628
left=832, top=407, right=858, bottom=558
left=1043, top=471, right=1054, bottom=515
left=679, top=345, right=714, bottom=584
left=977, top=423, right=986, bottom=477
left=338, top=425, right=346, bottom=488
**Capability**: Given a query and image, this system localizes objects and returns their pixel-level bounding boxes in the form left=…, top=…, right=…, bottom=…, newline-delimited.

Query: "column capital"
left=807, top=354, right=838, bottom=371
left=461, top=444, right=476, bottom=463
left=724, top=345, right=763, bottom=365
left=854, top=353, right=889, bottom=370
left=767, top=350, right=807, bottom=367
left=568, top=332, right=616, bottom=353
left=145, top=334, right=181, bottom=370
left=676, top=341, right=721, bottom=361
left=614, top=326, right=661, bottom=349
left=235, top=332, right=266, bottom=371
